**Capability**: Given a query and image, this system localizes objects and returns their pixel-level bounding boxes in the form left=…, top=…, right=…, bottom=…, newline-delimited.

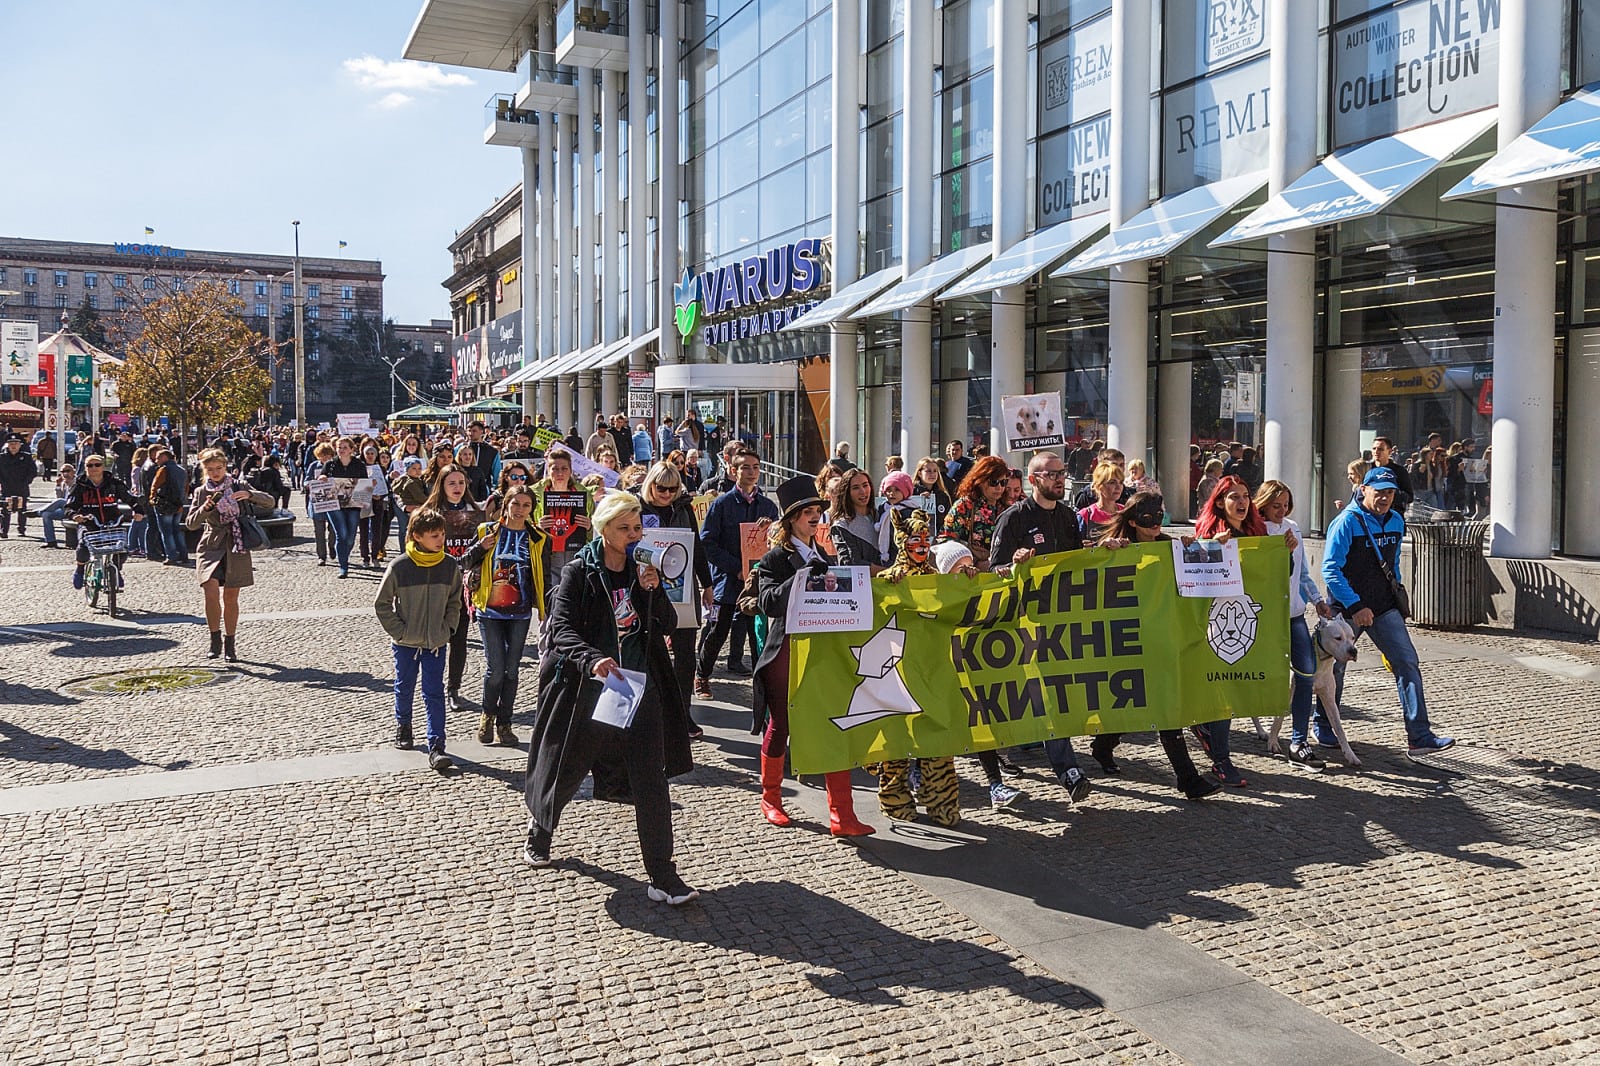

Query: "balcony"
left=484, top=94, right=540, bottom=148
left=513, top=50, right=578, bottom=115
left=554, top=0, right=629, bottom=72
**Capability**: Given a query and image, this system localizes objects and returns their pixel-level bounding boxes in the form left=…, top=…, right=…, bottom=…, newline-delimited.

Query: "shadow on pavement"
left=230, top=662, right=388, bottom=695
left=0, top=680, right=78, bottom=707
left=0, top=717, right=190, bottom=773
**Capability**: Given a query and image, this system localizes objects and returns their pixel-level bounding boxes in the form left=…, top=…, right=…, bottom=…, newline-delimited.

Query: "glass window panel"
left=943, top=157, right=995, bottom=252
left=763, top=93, right=808, bottom=175
left=760, top=29, right=807, bottom=111
left=943, top=69, right=994, bottom=169
left=808, top=148, right=833, bottom=225
left=865, top=114, right=903, bottom=199
left=718, top=7, right=761, bottom=74
left=761, top=162, right=808, bottom=241
left=866, top=38, right=903, bottom=125
left=807, top=8, right=833, bottom=84
left=863, top=191, right=902, bottom=271
left=1039, top=0, right=1111, bottom=40
left=720, top=63, right=760, bottom=143
left=943, top=0, right=995, bottom=83
left=807, top=82, right=833, bottom=154
left=760, top=0, right=806, bottom=48
left=719, top=183, right=760, bottom=255
left=867, top=2, right=905, bottom=50
left=720, top=122, right=760, bottom=193
left=1164, top=0, right=1270, bottom=87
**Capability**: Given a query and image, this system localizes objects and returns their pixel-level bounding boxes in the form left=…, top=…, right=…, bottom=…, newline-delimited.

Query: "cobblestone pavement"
left=2, top=523, right=1598, bottom=1063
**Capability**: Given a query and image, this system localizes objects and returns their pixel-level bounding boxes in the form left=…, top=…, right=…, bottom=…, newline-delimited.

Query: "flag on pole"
left=338, top=240, right=348, bottom=249
left=143, top=226, right=155, bottom=235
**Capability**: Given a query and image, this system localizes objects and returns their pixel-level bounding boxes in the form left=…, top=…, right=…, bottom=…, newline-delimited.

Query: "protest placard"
left=635, top=527, right=698, bottom=627
left=786, top=565, right=873, bottom=634
left=739, top=521, right=767, bottom=581
left=542, top=489, right=589, bottom=552
left=307, top=481, right=339, bottom=515
left=786, top=538, right=1289, bottom=774
left=1171, top=537, right=1244, bottom=598
left=998, top=392, right=1066, bottom=451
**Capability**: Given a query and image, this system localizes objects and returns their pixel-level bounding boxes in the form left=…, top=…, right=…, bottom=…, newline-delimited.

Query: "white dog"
left=1252, top=615, right=1362, bottom=768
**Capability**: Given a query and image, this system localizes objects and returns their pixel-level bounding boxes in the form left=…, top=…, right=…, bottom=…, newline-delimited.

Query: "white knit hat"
left=933, top=540, right=974, bottom=574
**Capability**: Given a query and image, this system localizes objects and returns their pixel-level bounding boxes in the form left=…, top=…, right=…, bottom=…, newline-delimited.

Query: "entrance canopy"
left=569, top=335, right=632, bottom=373
left=1212, top=109, right=1497, bottom=247
left=850, top=244, right=991, bottom=319
left=940, top=214, right=1107, bottom=300
left=495, top=359, right=543, bottom=392
left=1445, top=84, right=1600, bottom=200
left=1054, top=171, right=1266, bottom=277
left=782, top=265, right=902, bottom=331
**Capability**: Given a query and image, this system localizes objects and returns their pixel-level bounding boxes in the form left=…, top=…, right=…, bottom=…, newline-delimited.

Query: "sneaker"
left=687, top=718, right=705, bottom=741
left=1060, top=767, right=1092, bottom=804
left=692, top=677, right=713, bottom=700
left=907, top=760, right=923, bottom=796
left=1213, top=764, right=1249, bottom=788
left=476, top=713, right=494, bottom=745
left=997, top=754, right=1026, bottom=778
left=447, top=690, right=463, bottom=713
left=1286, top=742, right=1326, bottom=772
left=988, top=782, right=1022, bottom=809
left=645, top=874, right=700, bottom=906
left=495, top=723, right=519, bottom=747
left=1184, top=779, right=1223, bottom=801
left=1406, top=735, right=1456, bottom=759
left=72, top=569, right=84, bottom=590
left=1189, top=724, right=1213, bottom=756
left=524, top=822, right=552, bottom=867
left=725, top=661, right=752, bottom=677
left=393, top=724, right=413, bottom=750
left=427, top=746, right=454, bottom=772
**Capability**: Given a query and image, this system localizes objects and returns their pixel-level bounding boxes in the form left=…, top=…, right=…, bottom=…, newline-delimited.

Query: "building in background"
left=406, top=0, right=1600, bottom=563
left=443, top=186, right=526, bottom=406
left=0, top=236, right=385, bottom=425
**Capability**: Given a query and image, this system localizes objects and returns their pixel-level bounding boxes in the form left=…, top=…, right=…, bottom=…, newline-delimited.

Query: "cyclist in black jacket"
left=67, top=455, right=144, bottom=590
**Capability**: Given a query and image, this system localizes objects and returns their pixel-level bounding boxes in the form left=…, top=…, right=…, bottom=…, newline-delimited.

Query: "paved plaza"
left=1, top=526, right=1597, bottom=1065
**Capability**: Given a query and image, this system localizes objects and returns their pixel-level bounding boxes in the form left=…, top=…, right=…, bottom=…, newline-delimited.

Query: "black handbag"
left=238, top=513, right=270, bottom=551
left=1359, top=516, right=1410, bottom=619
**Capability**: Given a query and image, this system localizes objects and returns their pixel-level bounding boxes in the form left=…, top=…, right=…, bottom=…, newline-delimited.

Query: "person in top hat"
left=749, top=474, right=875, bottom=837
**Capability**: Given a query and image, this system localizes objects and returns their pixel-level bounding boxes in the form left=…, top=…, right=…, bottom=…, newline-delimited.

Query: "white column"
left=1263, top=0, right=1317, bottom=501
left=1106, top=0, right=1151, bottom=464
left=1322, top=348, right=1362, bottom=530
left=1157, top=361, right=1193, bottom=520
left=828, top=0, right=861, bottom=459
left=601, top=68, right=623, bottom=415
left=656, top=0, right=681, bottom=365
left=989, top=0, right=1029, bottom=465
left=1566, top=329, right=1600, bottom=556
left=628, top=0, right=649, bottom=372
left=942, top=375, right=969, bottom=453
left=538, top=112, right=557, bottom=426
left=556, top=115, right=576, bottom=427
left=899, top=0, right=934, bottom=461
left=520, top=144, right=539, bottom=419
left=577, top=69, right=598, bottom=424
left=1489, top=0, right=1561, bottom=558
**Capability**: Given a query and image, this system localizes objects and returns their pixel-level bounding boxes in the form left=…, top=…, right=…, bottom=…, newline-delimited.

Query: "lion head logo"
left=1207, top=596, right=1261, bottom=665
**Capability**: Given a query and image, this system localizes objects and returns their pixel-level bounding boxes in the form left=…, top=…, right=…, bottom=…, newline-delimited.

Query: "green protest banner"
left=533, top=426, right=563, bottom=452
left=787, top=537, right=1290, bottom=774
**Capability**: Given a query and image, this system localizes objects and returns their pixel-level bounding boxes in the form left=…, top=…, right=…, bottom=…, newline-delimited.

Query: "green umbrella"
left=389, top=403, right=458, bottom=422
left=461, top=397, right=523, bottom=414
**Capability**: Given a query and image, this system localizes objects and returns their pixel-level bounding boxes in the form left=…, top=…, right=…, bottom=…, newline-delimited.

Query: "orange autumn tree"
left=108, top=278, right=275, bottom=451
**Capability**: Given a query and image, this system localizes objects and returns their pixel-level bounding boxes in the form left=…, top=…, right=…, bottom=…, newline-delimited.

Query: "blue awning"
left=1212, top=109, right=1497, bottom=247
left=938, top=215, right=1108, bottom=300
left=781, top=265, right=902, bottom=331
left=1445, top=85, right=1600, bottom=199
left=1053, top=172, right=1266, bottom=277
left=850, top=244, right=992, bottom=318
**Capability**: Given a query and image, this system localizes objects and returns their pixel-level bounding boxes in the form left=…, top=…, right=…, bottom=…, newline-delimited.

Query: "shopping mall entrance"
left=654, top=362, right=810, bottom=481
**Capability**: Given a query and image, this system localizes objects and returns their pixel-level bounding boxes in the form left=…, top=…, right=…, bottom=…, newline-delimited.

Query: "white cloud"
left=376, top=92, right=414, bottom=110
left=342, top=55, right=474, bottom=96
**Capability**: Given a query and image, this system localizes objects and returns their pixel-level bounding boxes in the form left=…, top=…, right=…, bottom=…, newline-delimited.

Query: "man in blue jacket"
left=1321, top=467, right=1454, bottom=759
left=694, top=449, right=777, bottom=698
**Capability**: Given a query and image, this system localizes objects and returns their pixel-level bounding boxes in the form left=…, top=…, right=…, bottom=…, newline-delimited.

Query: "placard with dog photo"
left=999, top=392, right=1066, bottom=451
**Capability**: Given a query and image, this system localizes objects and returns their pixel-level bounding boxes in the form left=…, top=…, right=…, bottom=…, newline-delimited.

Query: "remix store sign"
left=674, top=237, right=826, bottom=347
left=1038, top=13, right=1114, bottom=226
left=1332, top=0, right=1501, bottom=149
left=1160, top=0, right=1272, bottom=196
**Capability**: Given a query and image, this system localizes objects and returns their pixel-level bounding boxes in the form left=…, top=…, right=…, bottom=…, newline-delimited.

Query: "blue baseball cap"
left=1362, top=467, right=1400, bottom=491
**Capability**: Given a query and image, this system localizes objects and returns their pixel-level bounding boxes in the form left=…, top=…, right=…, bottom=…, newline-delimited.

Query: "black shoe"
left=223, top=635, right=237, bottom=663
left=1190, top=724, right=1214, bottom=757
left=428, top=745, right=454, bottom=772
left=997, top=754, right=1026, bottom=778
left=1089, top=740, right=1121, bottom=775
left=447, top=690, right=463, bottom=713
left=207, top=631, right=223, bottom=659
left=687, top=718, right=705, bottom=741
left=725, top=661, right=752, bottom=677
left=646, top=873, right=700, bottom=906
left=524, top=822, right=552, bottom=867
left=1059, top=768, right=1092, bottom=804
left=393, top=724, right=413, bottom=750
left=1286, top=742, right=1326, bottom=772
left=1184, top=779, right=1223, bottom=801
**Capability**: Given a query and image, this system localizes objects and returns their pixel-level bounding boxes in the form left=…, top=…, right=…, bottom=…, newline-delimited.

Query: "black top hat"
left=775, top=474, right=822, bottom=519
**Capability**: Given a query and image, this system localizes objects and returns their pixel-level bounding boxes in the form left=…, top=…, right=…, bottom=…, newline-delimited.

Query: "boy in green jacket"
left=374, top=508, right=462, bottom=772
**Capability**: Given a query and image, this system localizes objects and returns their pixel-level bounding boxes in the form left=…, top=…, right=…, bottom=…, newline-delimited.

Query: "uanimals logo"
left=1206, top=596, right=1261, bottom=666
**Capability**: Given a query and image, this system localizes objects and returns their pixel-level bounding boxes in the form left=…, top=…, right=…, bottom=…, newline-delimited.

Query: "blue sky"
left=0, top=0, right=518, bottom=325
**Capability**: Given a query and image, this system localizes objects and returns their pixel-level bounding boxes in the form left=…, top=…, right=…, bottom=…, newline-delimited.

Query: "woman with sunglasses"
left=1087, top=493, right=1221, bottom=800
left=635, top=461, right=716, bottom=738
left=483, top=460, right=532, bottom=522
left=943, top=455, right=1011, bottom=572
left=421, top=464, right=483, bottom=711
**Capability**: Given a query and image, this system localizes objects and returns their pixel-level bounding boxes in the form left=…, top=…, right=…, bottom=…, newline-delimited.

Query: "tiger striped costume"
left=869, top=508, right=961, bottom=827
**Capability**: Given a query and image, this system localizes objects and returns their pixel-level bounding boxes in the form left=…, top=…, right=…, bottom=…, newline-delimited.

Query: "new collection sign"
left=674, top=237, right=827, bottom=347
left=785, top=538, right=1290, bottom=775
left=1332, top=0, right=1501, bottom=149
left=1037, top=13, right=1114, bottom=226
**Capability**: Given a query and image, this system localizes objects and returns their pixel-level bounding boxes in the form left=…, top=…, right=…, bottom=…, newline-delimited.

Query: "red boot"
left=825, top=771, right=875, bottom=837
left=760, top=753, right=791, bottom=827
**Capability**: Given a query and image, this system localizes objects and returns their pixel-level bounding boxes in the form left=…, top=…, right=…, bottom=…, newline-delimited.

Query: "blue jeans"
left=1044, top=737, right=1082, bottom=778
left=393, top=506, right=410, bottom=550
left=393, top=644, right=447, bottom=747
left=1321, top=608, right=1436, bottom=745
left=142, top=516, right=164, bottom=559
left=155, top=511, right=188, bottom=562
left=38, top=499, right=70, bottom=547
left=479, top=615, right=532, bottom=725
left=326, top=508, right=359, bottom=572
left=1288, top=615, right=1315, bottom=745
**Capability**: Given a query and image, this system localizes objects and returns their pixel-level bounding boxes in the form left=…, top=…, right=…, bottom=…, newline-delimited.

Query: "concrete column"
left=989, top=0, right=1028, bottom=465
left=899, top=0, right=934, bottom=461
left=1106, top=0, right=1151, bottom=464
left=1263, top=0, right=1317, bottom=502
left=628, top=0, right=649, bottom=371
left=657, top=0, right=681, bottom=364
left=1322, top=348, right=1362, bottom=530
left=601, top=68, right=623, bottom=415
left=1157, top=360, right=1193, bottom=520
left=828, top=0, right=861, bottom=459
left=520, top=144, right=539, bottom=419
left=942, top=374, right=969, bottom=452
left=1566, top=329, right=1600, bottom=556
left=578, top=69, right=597, bottom=354
left=556, top=115, right=576, bottom=425
left=1489, top=0, right=1561, bottom=558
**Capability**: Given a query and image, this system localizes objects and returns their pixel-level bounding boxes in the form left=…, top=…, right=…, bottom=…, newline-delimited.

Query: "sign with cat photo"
left=999, top=392, right=1066, bottom=451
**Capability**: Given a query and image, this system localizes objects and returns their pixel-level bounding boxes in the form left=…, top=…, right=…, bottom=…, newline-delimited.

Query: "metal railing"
left=557, top=0, right=627, bottom=39
left=485, top=94, right=538, bottom=127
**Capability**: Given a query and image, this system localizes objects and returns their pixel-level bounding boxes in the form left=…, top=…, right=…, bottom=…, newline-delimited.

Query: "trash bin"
left=1405, top=520, right=1490, bottom=627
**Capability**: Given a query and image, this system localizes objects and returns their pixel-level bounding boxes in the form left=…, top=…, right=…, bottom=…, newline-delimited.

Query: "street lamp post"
left=292, top=221, right=306, bottom=427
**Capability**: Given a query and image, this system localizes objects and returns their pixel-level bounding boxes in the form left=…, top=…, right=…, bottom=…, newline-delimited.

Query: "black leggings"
left=756, top=640, right=791, bottom=758
left=447, top=595, right=471, bottom=692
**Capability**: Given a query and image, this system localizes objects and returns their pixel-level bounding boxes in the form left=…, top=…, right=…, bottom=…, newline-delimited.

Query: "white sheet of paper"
left=590, top=667, right=647, bottom=729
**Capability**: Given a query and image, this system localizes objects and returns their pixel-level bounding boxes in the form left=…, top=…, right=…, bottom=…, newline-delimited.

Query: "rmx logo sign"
left=1044, top=55, right=1070, bottom=112
left=1206, top=0, right=1264, bottom=66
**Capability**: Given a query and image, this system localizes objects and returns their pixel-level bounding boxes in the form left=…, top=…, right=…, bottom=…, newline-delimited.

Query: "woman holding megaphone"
left=634, top=462, right=715, bottom=739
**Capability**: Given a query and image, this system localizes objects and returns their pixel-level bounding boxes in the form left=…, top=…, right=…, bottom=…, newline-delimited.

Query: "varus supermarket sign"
left=112, top=243, right=187, bottom=258
left=674, top=237, right=827, bottom=346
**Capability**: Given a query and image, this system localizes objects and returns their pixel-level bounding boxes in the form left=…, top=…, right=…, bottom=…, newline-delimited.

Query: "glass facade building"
left=408, top=0, right=1600, bottom=557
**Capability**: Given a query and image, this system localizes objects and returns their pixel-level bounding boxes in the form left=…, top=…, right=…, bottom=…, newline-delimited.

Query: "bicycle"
left=80, top=520, right=133, bottom=618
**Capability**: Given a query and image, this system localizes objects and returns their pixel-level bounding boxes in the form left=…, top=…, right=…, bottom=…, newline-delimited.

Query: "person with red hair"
left=1188, top=475, right=1265, bottom=786
left=943, top=454, right=1012, bottom=570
